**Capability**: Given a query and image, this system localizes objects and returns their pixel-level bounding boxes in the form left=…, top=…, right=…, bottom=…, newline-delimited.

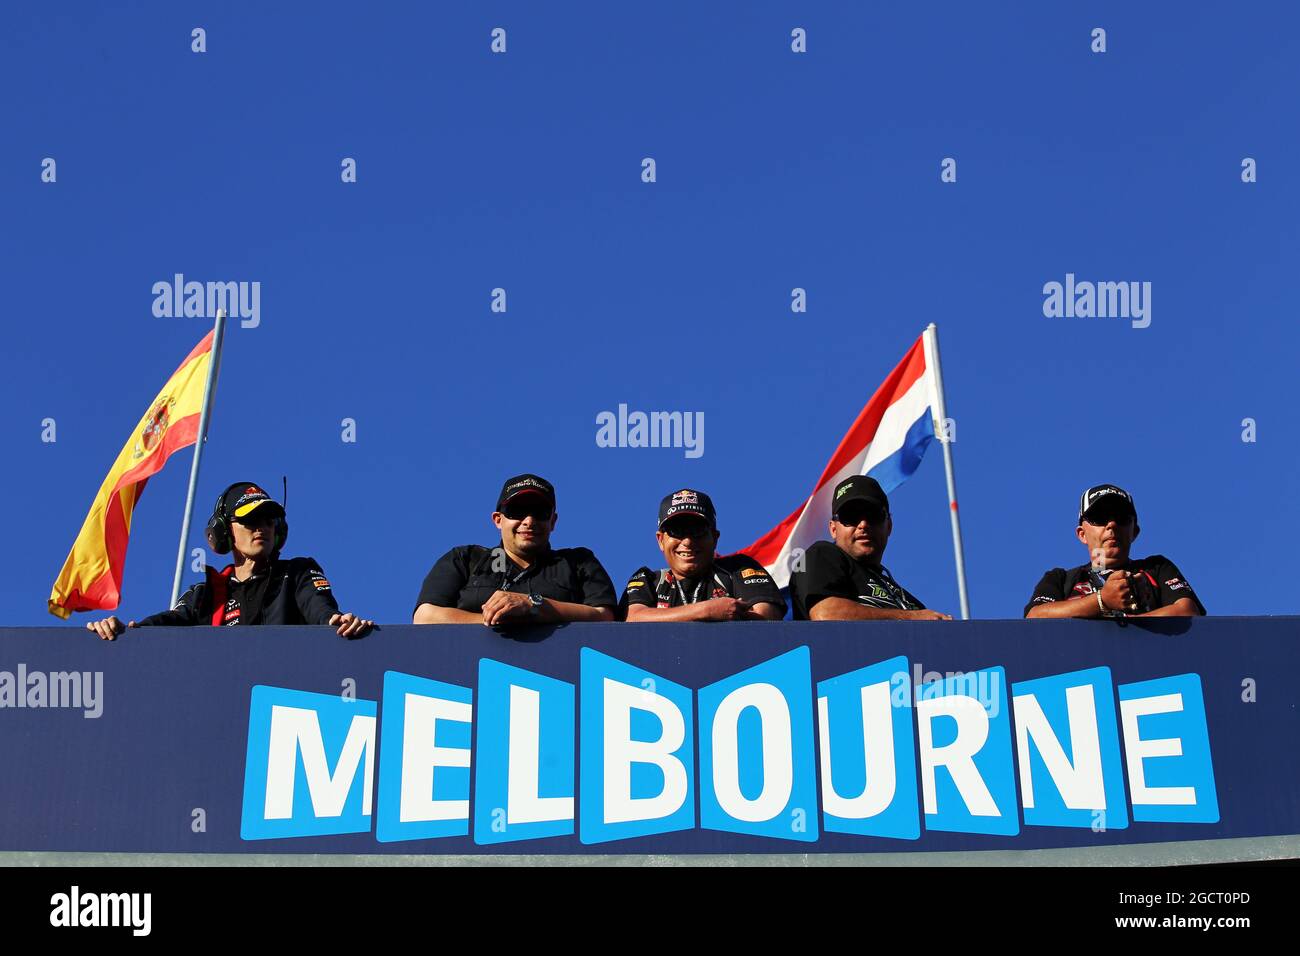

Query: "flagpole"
left=170, top=309, right=227, bottom=606
left=923, top=323, right=971, bottom=620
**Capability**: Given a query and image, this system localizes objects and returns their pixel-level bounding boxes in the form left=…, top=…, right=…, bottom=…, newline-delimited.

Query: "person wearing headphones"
left=85, top=482, right=374, bottom=639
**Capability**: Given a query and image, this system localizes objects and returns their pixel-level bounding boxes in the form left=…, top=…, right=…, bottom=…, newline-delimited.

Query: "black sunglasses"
left=835, top=506, right=888, bottom=527
left=503, top=503, right=553, bottom=521
left=661, top=519, right=712, bottom=539
left=1082, top=510, right=1134, bottom=526
left=233, top=512, right=277, bottom=528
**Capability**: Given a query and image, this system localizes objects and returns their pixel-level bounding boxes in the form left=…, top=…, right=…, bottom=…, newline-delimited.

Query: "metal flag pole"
left=922, top=322, right=971, bottom=620
left=170, top=309, right=227, bottom=607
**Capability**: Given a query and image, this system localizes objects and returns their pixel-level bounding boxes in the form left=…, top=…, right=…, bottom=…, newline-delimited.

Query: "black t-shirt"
left=415, top=544, right=618, bottom=615
left=1024, top=555, right=1205, bottom=617
left=618, top=554, right=786, bottom=617
left=136, top=557, right=340, bottom=627
left=790, top=540, right=925, bottom=620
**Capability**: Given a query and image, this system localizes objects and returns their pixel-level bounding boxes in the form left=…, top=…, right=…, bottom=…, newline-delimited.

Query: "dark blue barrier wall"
left=0, top=618, right=1296, bottom=854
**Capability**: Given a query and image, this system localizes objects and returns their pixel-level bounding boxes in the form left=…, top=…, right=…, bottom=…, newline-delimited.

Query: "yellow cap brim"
left=233, top=499, right=282, bottom=518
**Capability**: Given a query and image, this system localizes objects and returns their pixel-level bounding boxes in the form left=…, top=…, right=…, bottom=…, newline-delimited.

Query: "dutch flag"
left=741, top=326, right=953, bottom=589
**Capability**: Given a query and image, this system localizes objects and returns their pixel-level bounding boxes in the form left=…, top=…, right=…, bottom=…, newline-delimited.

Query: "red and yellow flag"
left=48, top=331, right=216, bottom=618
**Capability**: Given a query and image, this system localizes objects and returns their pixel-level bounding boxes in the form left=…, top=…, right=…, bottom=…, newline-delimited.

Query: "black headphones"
left=205, top=481, right=289, bottom=555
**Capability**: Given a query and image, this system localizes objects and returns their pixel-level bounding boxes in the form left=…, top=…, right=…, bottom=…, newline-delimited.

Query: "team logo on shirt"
left=222, top=599, right=241, bottom=626
left=740, top=568, right=766, bottom=579
left=1166, top=578, right=1188, bottom=591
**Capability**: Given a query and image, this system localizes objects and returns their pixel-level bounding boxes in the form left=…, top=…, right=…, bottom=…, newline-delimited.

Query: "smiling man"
left=85, top=482, right=373, bottom=639
left=1024, top=484, right=1205, bottom=619
left=413, top=473, right=617, bottom=626
left=619, top=488, right=785, bottom=622
left=790, top=475, right=952, bottom=621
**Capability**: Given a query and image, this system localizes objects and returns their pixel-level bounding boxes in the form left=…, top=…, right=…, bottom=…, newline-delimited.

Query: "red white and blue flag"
left=741, top=329, right=944, bottom=588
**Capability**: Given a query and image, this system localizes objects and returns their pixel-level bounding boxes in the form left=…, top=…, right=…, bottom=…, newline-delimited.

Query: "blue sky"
left=3, top=2, right=1297, bottom=625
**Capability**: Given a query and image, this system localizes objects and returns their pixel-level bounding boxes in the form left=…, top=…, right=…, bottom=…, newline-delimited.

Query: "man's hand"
left=810, top=597, right=952, bottom=621
left=1099, top=571, right=1139, bottom=614
left=697, top=597, right=754, bottom=622
left=329, top=612, right=374, bottom=639
left=481, top=590, right=536, bottom=627
left=85, top=616, right=136, bottom=641
left=903, top=609, right=953, bottom=621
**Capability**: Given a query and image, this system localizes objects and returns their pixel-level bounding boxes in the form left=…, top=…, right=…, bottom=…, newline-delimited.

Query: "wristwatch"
left=1096, top=590, right=1123, bottom=619
left=527, top=593, right=545, bottom=618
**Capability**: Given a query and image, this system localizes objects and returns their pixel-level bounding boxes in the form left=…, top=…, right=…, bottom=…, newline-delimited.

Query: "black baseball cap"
left=1079, top=484, right=1136, bottom=522
left=497, top=474, right=556, bottom=512
left=224, top=483, right=284, bottom=521
left=832, top=475, right=889, bottom=519
left=658, top=488, right=716, bottom=529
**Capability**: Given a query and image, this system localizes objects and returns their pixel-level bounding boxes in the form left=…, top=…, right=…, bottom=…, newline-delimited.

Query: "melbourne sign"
left=241, top=651, right=1216, bottom=847
left=1, top=620, right=1292, bottom=856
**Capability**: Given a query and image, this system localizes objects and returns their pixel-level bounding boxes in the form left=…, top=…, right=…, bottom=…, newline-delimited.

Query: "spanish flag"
left=48, top=331, right=217, bottom=618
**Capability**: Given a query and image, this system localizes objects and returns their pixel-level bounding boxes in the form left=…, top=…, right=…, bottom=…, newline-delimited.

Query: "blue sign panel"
left=1011, top=667, right=1128, bottom=831
left=818, top=656, right=919, bottom=840
left=474, top=659, right=574, bottom=845
left=242, top=685, right=377, bottom=841
left=375, top=671, right=472, bottom=843
left=698, top=647, right=818, bottom=843
left=579, top=648, right=695, bottom=845
left=0, top=618, right=1292, bottom=854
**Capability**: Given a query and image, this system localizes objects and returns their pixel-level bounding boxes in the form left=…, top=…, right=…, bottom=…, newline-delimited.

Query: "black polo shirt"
left=618, top=553, right=786, bottom=617
left=790, top=540, right=926, bottom=620
left=1024, top=555, right=1205, bottom=617
left=415, top=544, right=618, bottom=615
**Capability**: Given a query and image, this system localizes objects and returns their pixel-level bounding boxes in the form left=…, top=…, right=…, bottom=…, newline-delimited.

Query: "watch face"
left=529, top=594, right=544, bottom=607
